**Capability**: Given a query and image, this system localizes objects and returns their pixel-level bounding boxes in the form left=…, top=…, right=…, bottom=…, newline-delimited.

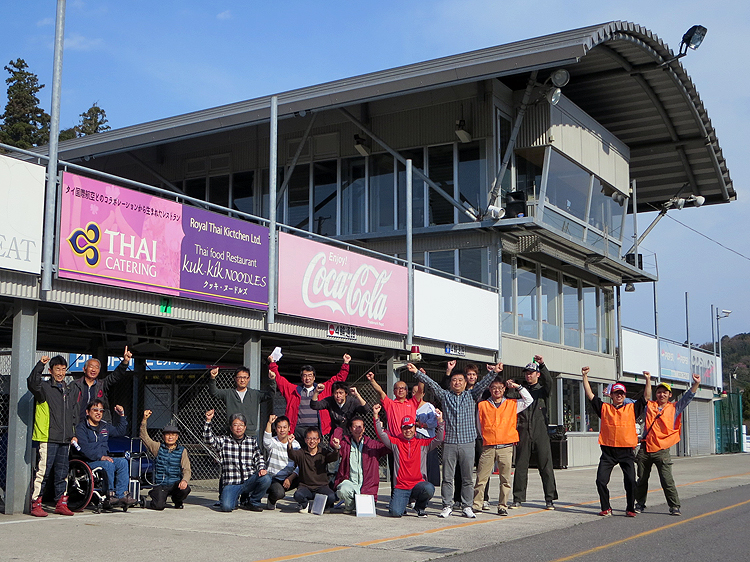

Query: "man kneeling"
left=373, top=404, right=444, bottom=517
left=140, top=410, right=191, bottom=509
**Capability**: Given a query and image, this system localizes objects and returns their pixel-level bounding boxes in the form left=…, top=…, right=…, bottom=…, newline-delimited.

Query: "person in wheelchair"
left=75, top=399, right=137, bottom=509
left=140, top=410, right=191, bottom=509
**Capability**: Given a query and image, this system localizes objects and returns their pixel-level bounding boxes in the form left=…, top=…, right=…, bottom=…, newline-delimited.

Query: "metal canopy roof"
left=55, top=21, right=734, bottom=210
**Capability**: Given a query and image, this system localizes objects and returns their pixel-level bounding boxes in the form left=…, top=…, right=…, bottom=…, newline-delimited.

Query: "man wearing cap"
left=582, top=367, right=646, bottom=517
left=373, top=403, right=444, bottom=517
left=140, top=410, right=191, bottom=509
left=635, top=371, right=701, bottom=516
left=511, top=355, right=559, bottom=510
left=204, top=409, right=270, bottom=512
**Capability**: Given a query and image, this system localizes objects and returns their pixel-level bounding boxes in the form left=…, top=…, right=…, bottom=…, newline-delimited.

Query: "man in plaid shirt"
left=204, top=409, right=271, bottom=512
left=412, top=362, right=496, bottom=519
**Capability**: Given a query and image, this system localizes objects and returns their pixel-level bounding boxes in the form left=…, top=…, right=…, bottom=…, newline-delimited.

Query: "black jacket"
left=28, top=361, right=78, bottom=444
left=70, top=360, right=130, bottom=423
left=517, top=363, right=557, bottom=437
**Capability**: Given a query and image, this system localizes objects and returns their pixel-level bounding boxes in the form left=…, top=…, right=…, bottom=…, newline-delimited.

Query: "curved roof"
left=55, top=21, right=734, bottom=209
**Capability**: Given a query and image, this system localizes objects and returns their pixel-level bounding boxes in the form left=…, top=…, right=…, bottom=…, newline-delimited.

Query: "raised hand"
left=123, top=346, right=132, bottom=363
left=406, top=363, right=417, bottom=374
left=210, top=367, right=219, bottom=379
left=41, top=356, right=50, bottom=364
left=365, top=371, right=375, bottom=381
left=435, top=409, right=443, bottom=423
left=315, top=383, right=325, bottom=394
left=330, top=436, right=340, bottom=449
left=372, top=403, right=382, bottom=417
left=205, top=409, right=215, bottom=422
left=343, top=353, right=351, bottom=364
left=114, top=405, right=125, bottom=416
left=268, top=414, right=277, bottom=424
left=581, top=366, right=590, bottom=377
left=267, top=369, right=276, bottom=380
left=142, top=410, right=152, bottom=422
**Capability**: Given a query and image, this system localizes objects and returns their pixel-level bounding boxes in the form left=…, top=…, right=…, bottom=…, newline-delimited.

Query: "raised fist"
left=343, top=353, right=351, bottom=364
left=210, top=367, right=219, bottom=379
left=205, top=409, right=215, bottom=422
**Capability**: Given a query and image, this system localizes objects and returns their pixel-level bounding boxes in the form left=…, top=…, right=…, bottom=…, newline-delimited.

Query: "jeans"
left=441, top=442, right=475, bottom=507
left=31, top=441, right=70, bottom=501
left=220, top=473, right=271, bottom=512
left=90, top=457, right=130, bottom=498
left=389, top=481, right=435, bottom=517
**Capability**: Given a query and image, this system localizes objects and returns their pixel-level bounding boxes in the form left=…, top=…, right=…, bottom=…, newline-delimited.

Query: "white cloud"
left=37, top=17, right=54, bottom=27
left=217, top=10, right=231, bottom=20
left=65, top=32, right=104, bottom=51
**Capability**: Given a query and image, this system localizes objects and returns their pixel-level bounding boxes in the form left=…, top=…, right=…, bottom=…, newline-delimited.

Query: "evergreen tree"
left=75, top=102, right=110, bottom=136
left=0, top=58, right=50, bottom=149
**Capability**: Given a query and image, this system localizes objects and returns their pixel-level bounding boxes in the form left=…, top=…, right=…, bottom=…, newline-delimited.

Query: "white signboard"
left=414, top=271, right=498, bottom=351
left=622, top=329, right=659, bottom=376
left=0, top=154, right=45, bottom=274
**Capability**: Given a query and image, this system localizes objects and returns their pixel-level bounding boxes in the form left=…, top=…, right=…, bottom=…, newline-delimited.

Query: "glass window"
left=458, top=141, right=485, bottom=224
left=312, top=160, right=337, bottom=236
left=398, top=252, right=425, bottom=266
left=208, top=175, right=229, bottom=208
left=286, top=164, right=310, bottom=230
left=501, top=255, right=514, bottom=334
left=544, top=150, right=591, bottom=222
left=562, top=378, right=581, bottom=432
left=341, top=157, right=366, bottom=235
left=583, top=284, right=599, bottom=352
left=428, top=144, right=455, bottom=225
left=496, top=112, right=512, bottom=196
left=589, top=177, right=624, bottom=241
left=541, top=267, right=560, bottom=344
left=542, top=208, right=586, bottom=241
left=515, top=149, right=544, bottom=200
left=459, top=248, right=484, bottom=284
left=397, top=149, right=425, bottom=229
left=517, top=258, right=538, bottom=339
left=585, top=382, right=600, bottom=432
left=185, top=178, right=206, bottom=200
left=428, top=250, right=455, bottom=277
left=563, top=275, right=581, bottom=348
left=601, top=289, right=614, bottom=355
left=232, top=171, right=255, bottom=215
left=369, top=154, right=394, bottom=232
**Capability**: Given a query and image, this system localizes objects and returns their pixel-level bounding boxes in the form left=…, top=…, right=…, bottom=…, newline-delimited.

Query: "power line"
left=665, top=213, right=750, bottom=263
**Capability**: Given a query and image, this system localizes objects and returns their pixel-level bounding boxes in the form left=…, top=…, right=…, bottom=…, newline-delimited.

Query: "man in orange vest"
left=582, top=366, right=646, bottom=517
left=634, top=371, right=700, bottom=516
left=472, top=376, right=532, bottom=516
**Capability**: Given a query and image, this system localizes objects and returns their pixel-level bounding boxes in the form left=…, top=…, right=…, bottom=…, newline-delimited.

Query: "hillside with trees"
left=700, top=332, right=750, bottom=421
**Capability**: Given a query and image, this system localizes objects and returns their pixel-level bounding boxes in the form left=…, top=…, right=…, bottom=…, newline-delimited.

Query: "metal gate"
left=687, top=399, right=715, bottom=456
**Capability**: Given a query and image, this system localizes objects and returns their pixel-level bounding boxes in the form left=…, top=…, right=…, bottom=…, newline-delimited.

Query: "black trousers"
left=268, top=478, right=299, bottom=504
left=294, top=485, right=336, bottom=509
left=513, top=428, right=558, bottom=503
left=595, top=445, right=636, bottom=512
left=149, top=482, right=191, bottom=509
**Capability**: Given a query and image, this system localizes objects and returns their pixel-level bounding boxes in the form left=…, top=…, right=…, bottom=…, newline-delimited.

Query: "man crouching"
left=140, top=410, right=191, bottom=509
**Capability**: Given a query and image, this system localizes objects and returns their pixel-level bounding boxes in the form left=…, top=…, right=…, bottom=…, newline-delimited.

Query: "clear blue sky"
left=2, top=0, right=748, bottom=346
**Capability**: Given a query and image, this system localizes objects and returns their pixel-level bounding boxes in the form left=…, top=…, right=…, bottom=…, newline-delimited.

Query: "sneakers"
left=246, top=503, right=264, bottom=512
left=497, top=506, right=508, bottom=516
left=626, top=511, right=637, bottom=517
left=54, top=495, right=75, bottom=516
left=298, top=502, right=309, bottom=513
left=30, top=497, right=47, bottom=517
left=343, top=507, right=353, bottom=514
left=266, top=501, right=276, bottom=510
left=416, top=509, right=428, bottom=518
left=634, top=503, right=645, bottom=514
left=598, top=509, right=613, bottom=517
left=545, top=501, right=555, bottom=510
left=482, top=501, right=490, bottom=511
left=508, top=501, right=522, bottom=509
left=174, top=503, right=184, bottom=509
left=669, top=507, right=681, bottom=516
left=438, top=506, right=453, bottom=518
left=407, top=501, right=416, bottom=509
left=463, top=506, right=477, bottom=519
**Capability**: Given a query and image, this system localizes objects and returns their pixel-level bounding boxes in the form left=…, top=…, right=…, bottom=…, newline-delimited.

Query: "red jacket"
left=334, top=434, right=389, bottom=499
left=270, top=361, right=349, bottom=434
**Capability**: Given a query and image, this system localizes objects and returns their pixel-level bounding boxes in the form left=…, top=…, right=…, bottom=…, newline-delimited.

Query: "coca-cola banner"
left=277, top=232, right=408, bottom=334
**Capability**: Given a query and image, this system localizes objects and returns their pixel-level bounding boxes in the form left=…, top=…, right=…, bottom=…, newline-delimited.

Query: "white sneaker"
left=463, top=506, right=477, bottom=518
left=438, top=506, right=453, bottom=518
left=482, top=501, right=490, bottom=511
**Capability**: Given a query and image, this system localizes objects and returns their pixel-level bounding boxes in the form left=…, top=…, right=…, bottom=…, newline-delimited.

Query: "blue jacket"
left=75, top=414, right=128, bottom=462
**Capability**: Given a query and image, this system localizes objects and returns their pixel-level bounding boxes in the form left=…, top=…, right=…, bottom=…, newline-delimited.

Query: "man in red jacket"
left=373, top=403, right=444, bottom=517
left=334, top=415, right=389, bottom=514
left=268, top=353, right=350, bottom=442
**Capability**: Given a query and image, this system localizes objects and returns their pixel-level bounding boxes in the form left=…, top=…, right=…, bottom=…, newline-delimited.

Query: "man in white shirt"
left=262, top=414, right=300, bottom=510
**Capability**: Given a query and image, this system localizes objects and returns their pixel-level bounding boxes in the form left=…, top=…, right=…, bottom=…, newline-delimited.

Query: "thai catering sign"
left=58, top=172, right=268, bottom=310
left=278, top=232, right=407, bottom=334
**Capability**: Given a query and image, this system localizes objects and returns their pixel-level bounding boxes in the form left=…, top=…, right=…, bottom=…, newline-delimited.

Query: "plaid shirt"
left=204, top=422, right=265, bottom=486
left=416, top=370, right=495, bottom=444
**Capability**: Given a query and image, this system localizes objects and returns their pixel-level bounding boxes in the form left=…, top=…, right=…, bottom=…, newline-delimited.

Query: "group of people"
left=26, top=347, right=698, bottom=520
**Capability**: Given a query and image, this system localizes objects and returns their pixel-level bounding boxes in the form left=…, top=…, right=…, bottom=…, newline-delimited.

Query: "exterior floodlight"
left=673, top=198, right=686, bottom=210
left=624, top=283, right=636, bottom=292
left=354, top=134, right=370, bottom=156
left=546, top=87, right=562, bottom=105
left=611, top=191, right=627, bottom=205
left=681, top=25, right=707, bottom=53
left=455, top=120, right=472, bottom=143
left=550, top=69, right=570, bottom=88
left=720, top=309, right=732, bottom=316
left=687, top=194, right=705, bottom=207
left=486, top=205, right=505, bottom=219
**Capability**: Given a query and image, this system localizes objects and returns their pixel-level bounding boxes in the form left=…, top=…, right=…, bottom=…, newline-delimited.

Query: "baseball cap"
left=611, top=383, right=626, bottom=394
left=162, top=425, right=180, bottom=434
left=401, top=415, right=415, bottom=428
left=523, top=362, right=540, bottom=372
left=656, top=382, right=672, bottom=392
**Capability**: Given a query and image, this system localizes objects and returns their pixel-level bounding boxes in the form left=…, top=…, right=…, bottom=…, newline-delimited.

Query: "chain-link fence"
left=1, top=354, right=10, bottom=505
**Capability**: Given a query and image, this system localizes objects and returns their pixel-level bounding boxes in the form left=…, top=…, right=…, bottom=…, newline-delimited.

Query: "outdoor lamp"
left=354, top=134, right=370, bottom=156
left=455, top=120, right=472, bottom=143
left=546, top=87, right=562, bottom=106
left=624, top=283, right=636, bottom=292
left=681, top=25, right=707, bottom=54
left=550, top=69, right=570, bottom=88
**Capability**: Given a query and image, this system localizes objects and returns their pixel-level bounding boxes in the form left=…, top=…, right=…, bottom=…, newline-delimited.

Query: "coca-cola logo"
left=301, top=252, right=392, bottom=322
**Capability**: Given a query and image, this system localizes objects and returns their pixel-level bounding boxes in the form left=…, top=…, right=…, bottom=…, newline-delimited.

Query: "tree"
left=75, top=102, right=110, bottom=137
left=0, top=58, right=50, bottom=149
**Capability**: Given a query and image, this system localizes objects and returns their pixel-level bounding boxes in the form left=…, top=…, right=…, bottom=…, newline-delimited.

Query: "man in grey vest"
left=140, top=410, right=191, bottom=509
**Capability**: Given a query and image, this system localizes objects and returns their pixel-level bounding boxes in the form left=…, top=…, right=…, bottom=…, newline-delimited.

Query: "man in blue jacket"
left=75, top=399, right=137, bottom=508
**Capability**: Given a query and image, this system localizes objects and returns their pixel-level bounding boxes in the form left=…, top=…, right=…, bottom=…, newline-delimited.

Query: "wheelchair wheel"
left=67, top=459, right=94, bottom=512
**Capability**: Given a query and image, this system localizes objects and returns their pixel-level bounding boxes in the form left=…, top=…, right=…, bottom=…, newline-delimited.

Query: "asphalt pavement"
left=1, top=453, right=748, bottom=562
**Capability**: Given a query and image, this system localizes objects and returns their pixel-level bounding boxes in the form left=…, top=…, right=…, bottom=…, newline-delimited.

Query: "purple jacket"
left=334, top=434, right=389, bottom=500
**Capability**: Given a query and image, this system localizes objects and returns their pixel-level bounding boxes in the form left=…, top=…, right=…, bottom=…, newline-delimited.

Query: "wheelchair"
left=67, top=459, right=115, bottom=513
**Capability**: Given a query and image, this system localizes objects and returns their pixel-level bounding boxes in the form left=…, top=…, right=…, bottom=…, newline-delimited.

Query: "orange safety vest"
left=599, top=402, right=638, bottom=448
left=642, top=401, right=682, bottom=453
left=477, top=399, right=519, bottom=446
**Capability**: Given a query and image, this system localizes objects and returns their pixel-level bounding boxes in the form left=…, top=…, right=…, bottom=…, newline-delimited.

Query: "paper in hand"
left=271, top=347, right=283, bottom=362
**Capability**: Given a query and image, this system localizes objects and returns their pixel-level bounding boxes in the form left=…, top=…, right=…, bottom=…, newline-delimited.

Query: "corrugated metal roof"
left=54, top=21, right=733, bottom=208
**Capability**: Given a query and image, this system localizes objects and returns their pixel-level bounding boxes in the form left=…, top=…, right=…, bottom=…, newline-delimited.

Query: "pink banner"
left=278, top=232, right=407, bottom=334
